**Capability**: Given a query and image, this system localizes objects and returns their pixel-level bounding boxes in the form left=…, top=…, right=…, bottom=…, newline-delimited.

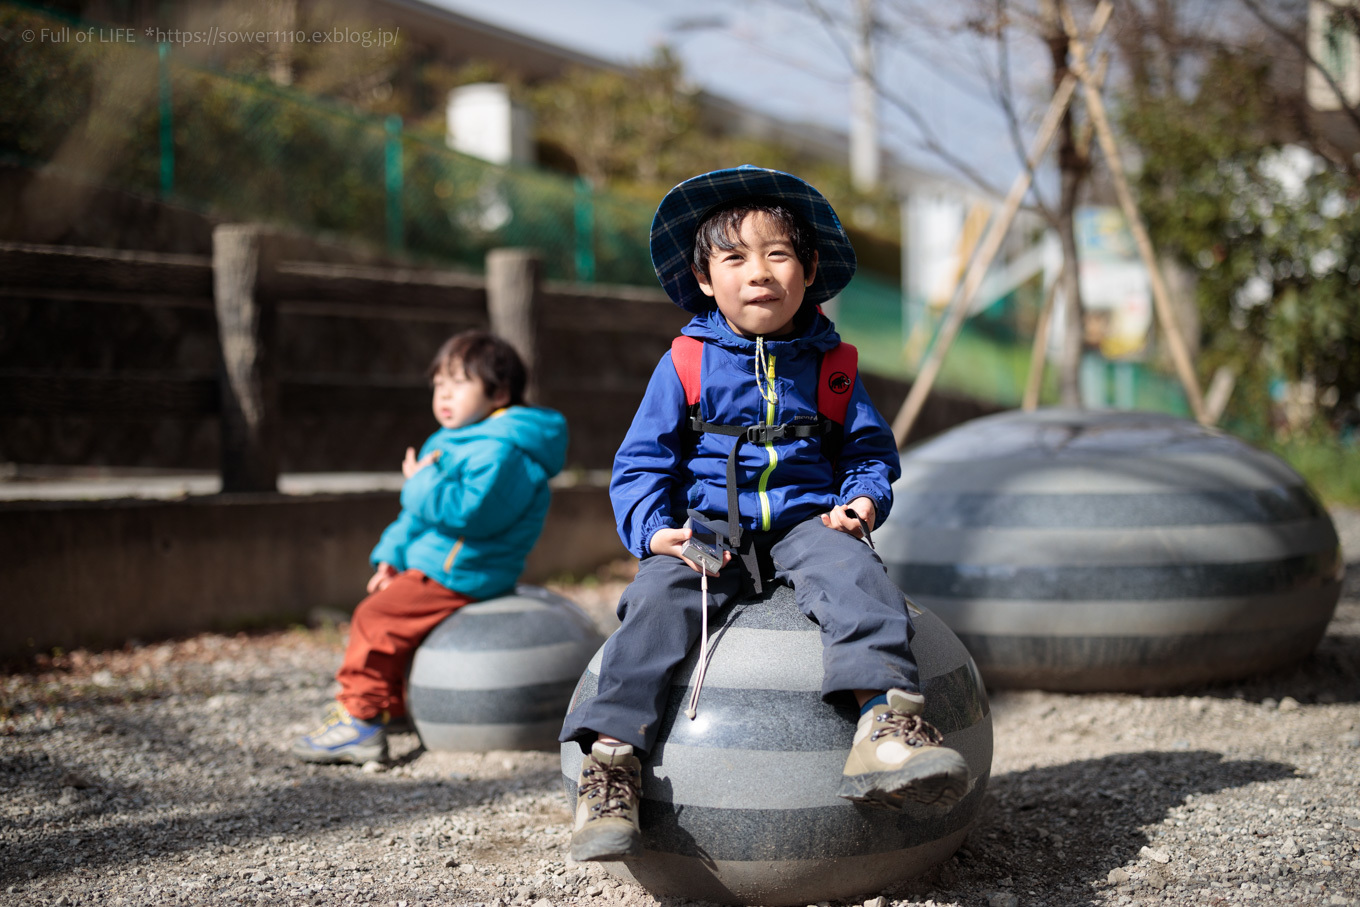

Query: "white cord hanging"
left=685, top=571, right=710, bottom=720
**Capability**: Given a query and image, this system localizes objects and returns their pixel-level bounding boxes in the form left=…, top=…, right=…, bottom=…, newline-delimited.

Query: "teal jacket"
left=370, top=405, right=568, bottom=601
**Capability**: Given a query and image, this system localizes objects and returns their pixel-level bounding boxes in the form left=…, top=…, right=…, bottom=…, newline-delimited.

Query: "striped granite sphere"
left=875, top=408, right=1344, bottom=691
left=409, top=586, right=605, bottom=751
left=560, top=583, right=992, bottom=907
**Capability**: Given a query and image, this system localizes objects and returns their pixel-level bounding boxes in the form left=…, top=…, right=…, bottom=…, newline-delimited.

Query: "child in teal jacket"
left=294, top=330, right=567, bottom=765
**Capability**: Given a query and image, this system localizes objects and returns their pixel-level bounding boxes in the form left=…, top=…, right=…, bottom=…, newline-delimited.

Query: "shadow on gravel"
left=1181, top=595, right=1360, bottom=706
left=0, top=731, right=565, bottom=886
left=892, top=749, right=1298, bottom=903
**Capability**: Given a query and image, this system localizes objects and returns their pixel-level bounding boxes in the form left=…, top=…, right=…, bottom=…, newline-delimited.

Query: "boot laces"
left=581, top=760, right=640, bottom=819
left=871, top=710, right=945, bottom=747
left=306, top=702, right=350, bottom=736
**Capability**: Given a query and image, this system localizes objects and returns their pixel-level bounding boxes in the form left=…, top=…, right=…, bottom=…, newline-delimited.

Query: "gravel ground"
left=3, top=514, right=1359, bottom=907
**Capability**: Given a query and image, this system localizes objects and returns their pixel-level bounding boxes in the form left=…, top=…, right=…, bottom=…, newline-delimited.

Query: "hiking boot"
left=292, top=703, right=389, bottom=765
left=570, top=741, right=643, bottom=861
left=838, top=689, right=969, bottom=812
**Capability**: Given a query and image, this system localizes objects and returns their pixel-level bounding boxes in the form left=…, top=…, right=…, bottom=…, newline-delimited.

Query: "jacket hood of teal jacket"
left=425, top=404, right=568, bottom=477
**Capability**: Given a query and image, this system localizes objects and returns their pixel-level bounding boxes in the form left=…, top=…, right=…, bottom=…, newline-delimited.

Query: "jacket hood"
left=681, top=305, right=842, bottom=359
left=428, top=405, right=568, bottom=476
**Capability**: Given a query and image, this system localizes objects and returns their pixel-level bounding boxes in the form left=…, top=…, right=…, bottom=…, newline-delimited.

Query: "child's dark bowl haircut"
left=690, top=200, right=818, bottom=280
left=428, top=330, right=527, bottom=407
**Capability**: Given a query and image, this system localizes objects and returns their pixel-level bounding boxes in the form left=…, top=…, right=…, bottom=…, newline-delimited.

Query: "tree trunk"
left=1044, top=0, right=1088, bottom=408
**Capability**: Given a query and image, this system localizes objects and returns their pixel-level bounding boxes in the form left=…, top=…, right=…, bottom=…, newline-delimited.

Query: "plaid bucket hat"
left=649, top=165, right=857, bottom=314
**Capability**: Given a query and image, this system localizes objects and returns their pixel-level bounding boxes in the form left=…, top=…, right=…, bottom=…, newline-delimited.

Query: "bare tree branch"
left=874, top=84, right=1012, bottom=195
left=995, top=0, right=1059, bottom=224
left=802, top=0, right=1009, bottom=196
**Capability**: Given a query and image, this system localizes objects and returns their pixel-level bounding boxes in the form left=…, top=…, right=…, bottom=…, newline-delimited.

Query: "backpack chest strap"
left=687, top=411, right=830, bottom=445
left=685, top=409, right=830, bottom=548
left=670, top=334, right=854, bottom=549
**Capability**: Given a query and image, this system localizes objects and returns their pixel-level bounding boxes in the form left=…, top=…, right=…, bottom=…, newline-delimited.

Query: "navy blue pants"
left=559, top=516, right=920, bottom=755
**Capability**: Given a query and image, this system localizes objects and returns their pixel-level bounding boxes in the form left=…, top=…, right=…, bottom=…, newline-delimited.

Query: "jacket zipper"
left=756, top=351, right=778, bottom=530
left=443, top=537, right=464, bottom=571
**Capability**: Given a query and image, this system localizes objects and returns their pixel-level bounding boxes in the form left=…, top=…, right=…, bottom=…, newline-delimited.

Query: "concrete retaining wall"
left=1, top=485, right=619, bottom=661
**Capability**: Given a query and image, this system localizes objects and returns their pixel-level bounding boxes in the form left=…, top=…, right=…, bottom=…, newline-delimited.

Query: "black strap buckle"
left=744, top=424, right=787, bottom=444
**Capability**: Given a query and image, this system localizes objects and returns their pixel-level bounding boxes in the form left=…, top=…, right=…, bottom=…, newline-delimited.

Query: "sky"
left=426, top=0, right=1039, bottom=196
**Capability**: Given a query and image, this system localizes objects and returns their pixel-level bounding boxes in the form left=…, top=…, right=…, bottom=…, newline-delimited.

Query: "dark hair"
left=428, top=330, right=528, bottom=406
left=690, top=200, right=818, bottom=280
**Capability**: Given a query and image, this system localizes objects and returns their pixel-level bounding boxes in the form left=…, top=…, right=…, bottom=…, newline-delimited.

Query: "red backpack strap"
left=671, top=335, right=704, bottom=407
left=817, top=342, right=858, bottom=425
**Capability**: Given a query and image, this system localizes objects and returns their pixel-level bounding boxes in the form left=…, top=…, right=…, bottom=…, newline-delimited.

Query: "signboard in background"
left=903, top=193, right=977, bottom=314
left=1073, top=206, right=1153, bottom=361
left=899, top=197, right=1151, bottom=375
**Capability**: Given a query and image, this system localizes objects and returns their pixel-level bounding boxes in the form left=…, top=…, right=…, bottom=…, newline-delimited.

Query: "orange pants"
left=336, top=570, right=474, bottom=721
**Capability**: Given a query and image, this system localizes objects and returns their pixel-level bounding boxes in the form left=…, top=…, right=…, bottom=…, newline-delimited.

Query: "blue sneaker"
left=292, top=703, right=389, bottom=764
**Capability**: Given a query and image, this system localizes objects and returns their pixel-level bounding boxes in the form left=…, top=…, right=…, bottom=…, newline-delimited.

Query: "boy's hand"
left=367, top=562, right=398, bottom=594
left=649, top=526, right=732, bottom=576
left=402, top=447, right=441, bottom=479
left=822, top=496, right=876, bottom=540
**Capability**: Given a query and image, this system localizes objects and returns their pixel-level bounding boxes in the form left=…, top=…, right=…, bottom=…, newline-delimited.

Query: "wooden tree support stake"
left=891, top=1, right=1113, bottom=445
left=1023, top=274, right=1062, bottom=411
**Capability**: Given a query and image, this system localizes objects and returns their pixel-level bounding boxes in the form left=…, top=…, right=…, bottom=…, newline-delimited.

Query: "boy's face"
left=693, top=211, right=818, bottom=338
left=431, top=362, right=508, bottom=430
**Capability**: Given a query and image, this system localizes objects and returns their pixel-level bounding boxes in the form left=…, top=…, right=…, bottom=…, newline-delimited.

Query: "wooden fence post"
left=212, top=225, right=280, bottom=492
left=486, top=248, right=542, bottom=403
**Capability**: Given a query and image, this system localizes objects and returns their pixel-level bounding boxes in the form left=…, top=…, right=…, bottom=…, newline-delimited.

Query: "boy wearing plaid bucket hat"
left=560, top=166, right=969, bottom=862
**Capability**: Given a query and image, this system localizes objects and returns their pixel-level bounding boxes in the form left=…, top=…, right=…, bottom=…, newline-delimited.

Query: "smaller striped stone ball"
left=875, top=408, right=1344, bottom=691
left=409, top=586, right=605, bottom=752
left=561, top=583, right=992, bottom=907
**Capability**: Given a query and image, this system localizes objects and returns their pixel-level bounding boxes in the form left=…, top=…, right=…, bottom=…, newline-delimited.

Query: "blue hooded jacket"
left=370, top=405, right=568, bottom=600
left=611, top=307, right=900, bottom=558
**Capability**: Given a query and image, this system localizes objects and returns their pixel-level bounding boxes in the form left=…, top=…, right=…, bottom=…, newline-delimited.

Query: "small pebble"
left=1140, top=846, right=1171, bottom=864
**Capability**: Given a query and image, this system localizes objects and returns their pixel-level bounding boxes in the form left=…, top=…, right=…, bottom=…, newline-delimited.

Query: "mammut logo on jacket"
left=828, top=371, right=852, bottom=395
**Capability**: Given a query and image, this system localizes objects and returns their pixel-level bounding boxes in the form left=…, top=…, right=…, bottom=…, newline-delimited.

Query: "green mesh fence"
left=0, top=2, right=654, bottom=283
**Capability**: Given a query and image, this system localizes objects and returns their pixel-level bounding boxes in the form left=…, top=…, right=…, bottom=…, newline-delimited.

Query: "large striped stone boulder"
left=876, top=408, right=1343, bottom=691
left=560, top=582, right=992, bottom=907
left=409, top=586, right=605, bottom=751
